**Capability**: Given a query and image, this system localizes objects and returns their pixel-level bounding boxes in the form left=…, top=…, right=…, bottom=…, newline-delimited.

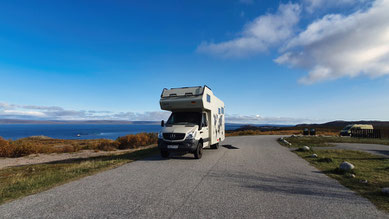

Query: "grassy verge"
left=0, top=146, right=158, bottom=205
left=283, top=136, right=389, bottom=148
left=293, top=149, right=389, bottom=212
left=0, top=133, right=157, bottom=158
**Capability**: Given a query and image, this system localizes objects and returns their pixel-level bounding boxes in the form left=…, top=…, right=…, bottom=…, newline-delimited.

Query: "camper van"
left=340, top=124, right=374, bottom=136
left=158, top=86, right=225, bottom=159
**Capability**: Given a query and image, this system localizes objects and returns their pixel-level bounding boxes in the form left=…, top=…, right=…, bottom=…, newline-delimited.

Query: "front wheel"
left=194, top=142, right=203, bottom=159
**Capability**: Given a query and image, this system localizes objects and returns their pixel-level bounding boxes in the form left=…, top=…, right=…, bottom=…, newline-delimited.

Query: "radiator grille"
left=163, top=133, right=185, bottom=140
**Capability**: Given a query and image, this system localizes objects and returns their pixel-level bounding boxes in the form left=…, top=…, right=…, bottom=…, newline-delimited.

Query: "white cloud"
left=276, top=0, right=389, bottom=84
left=197, top=3, right=301, bottom=57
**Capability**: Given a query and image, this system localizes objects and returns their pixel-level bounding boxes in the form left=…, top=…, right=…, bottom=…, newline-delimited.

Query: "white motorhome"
left=158, top=86, right=225, bottom=159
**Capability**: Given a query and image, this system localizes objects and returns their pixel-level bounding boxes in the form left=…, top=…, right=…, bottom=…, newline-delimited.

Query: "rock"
left=360, top=179, right=368, bottom=184
left=302, top=146, right=310, bottom=151
left=382, top=188, right=389, bottom=195
left=345, top=173, right=356, bottom=178
left=311, top=154, right=318, bottom=158
left=339, top=161, right=355, bottom=171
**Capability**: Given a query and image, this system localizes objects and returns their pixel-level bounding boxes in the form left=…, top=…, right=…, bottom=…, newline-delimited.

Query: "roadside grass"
left=0, top=133, right=158, bottom=158
left=284, top=136, right=389, bottom=148
left=0, top=146, right=158, bottom=205
left=294, top=149, right=389, bottom=212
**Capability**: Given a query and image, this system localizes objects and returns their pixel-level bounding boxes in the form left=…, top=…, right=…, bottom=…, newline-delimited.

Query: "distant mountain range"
left=295, top=120, right=389, bottom=128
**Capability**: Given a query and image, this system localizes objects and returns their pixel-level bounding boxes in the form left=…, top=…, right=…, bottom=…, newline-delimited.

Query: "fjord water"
left=0, top=124, right=162, bottom=140
left=0, top=124, right=241, bottom=140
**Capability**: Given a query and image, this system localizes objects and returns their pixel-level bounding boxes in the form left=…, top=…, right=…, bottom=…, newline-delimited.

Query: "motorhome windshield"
left=166, top=112, right=201, bottom=126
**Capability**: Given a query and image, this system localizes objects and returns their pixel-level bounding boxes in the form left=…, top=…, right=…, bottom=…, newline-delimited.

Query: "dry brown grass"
left=117, top=133, right=157, bottom=149
left=0, top=133, right=158, bottom=158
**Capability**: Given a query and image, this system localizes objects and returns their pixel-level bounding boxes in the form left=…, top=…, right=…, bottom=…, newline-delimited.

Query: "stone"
left=311, top=154, right=318, bottom=158
left=302, top=146, right=310, bottom=151
left=360, top=179, right=368, bottom=184
left=339, top=161, right=355, bottom=171
left=382, top=188, right=389, bottom=195
left=346, top=173, right=356, bottom=178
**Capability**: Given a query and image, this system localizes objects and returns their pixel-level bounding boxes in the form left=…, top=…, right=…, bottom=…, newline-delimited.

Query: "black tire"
left=194, top=142, right=203, bottom=159
left=210, top=143, right=219, bottom=149
left=160, top=150, right=169, bottom=158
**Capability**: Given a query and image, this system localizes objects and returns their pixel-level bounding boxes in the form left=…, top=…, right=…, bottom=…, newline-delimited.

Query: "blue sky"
left=1, top=0, right=389, bottom=124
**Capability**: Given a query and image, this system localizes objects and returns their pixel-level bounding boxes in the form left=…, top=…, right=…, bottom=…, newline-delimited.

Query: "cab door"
left=200, top=112, right=210, bottom=147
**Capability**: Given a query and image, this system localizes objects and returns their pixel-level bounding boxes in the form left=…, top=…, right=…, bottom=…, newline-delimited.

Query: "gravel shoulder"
left=0, top=136, right=387, bottom=218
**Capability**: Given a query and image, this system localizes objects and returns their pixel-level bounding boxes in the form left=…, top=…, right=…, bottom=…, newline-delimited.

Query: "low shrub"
left=0, top=137, right=11, bottom=157
left=116, top=133, right=157, bottom=149
left=97, top=139, right=118, bottom=151
left=0, top=132, right=158, bottom=158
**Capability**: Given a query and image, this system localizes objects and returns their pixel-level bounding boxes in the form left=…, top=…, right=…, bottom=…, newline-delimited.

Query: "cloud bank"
left=199, top=0, right=389, bottom=84
left=0, top=102, right=313, bottom=124
left=0, top=102, right=171, bottom=121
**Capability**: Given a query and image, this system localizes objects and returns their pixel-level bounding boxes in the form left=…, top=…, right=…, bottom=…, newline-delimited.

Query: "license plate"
left=167, top=145, right=178, bottom=149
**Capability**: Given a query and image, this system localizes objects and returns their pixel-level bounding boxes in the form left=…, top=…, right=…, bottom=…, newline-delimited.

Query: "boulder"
left=382, top=188, right=389, bottom=195
left=339, top=161, right=354, bottom=171
left=302, top=146, right=310, bottom=151
left=311, top=154, right=318, bottom=158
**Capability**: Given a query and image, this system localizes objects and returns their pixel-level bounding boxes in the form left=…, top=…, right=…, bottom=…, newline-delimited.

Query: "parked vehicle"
left=158, top=86, right=225, bottom=159
left=340, top=124, right=373, bottom=136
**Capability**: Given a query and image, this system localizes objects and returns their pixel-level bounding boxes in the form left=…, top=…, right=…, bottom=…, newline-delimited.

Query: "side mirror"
left=161, top=120, right=165, bottom=127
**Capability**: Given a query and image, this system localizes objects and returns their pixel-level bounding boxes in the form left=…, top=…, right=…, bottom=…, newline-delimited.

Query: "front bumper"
left=158, top=139, right=198, bottom=153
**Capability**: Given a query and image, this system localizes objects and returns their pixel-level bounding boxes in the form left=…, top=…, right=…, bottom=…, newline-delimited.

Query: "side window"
left=221, top=107, right=224, bottom=114
left=218, top=108, right=221, bottom=114
left=202, top=113, right=208, bottom=127
left=207, top=94, right=211, bottom=103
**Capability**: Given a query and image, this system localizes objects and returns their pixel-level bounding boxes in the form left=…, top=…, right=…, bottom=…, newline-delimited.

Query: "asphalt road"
left=0, top=136, right=387, bottom=218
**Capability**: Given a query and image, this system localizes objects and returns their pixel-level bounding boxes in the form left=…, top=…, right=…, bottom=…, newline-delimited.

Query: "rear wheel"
left=160, top=150, right=169, bottom=158
left=210, top=143, right=219, bottom=149
left=194, top=142, right=203, bottom=159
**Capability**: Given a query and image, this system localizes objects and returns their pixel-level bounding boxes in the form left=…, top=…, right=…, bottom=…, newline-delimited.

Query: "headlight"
left=158, top=131, right=163, bottom=139
left=186, top=131, right=196, bottom=140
